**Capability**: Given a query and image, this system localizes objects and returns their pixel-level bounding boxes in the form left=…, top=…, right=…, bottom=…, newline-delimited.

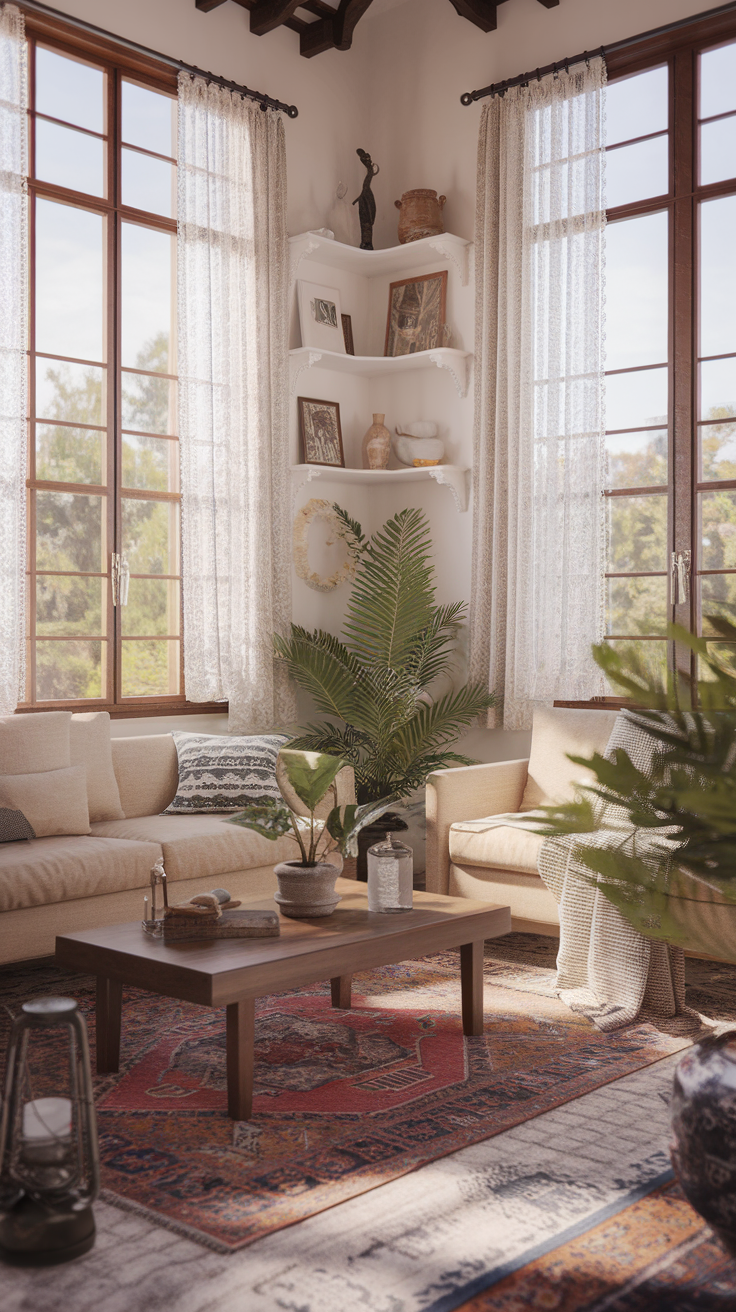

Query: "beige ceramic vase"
left=362, top=413, right=391, bottom=469
left=394, top=189, right=447, bottom=244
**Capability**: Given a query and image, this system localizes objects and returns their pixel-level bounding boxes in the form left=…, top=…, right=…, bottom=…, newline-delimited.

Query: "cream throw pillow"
left=0, top=711, right=71, bottom=776
left=71, top=712, right=124, bottom=822
left=0, top=766, right=90, bottom=837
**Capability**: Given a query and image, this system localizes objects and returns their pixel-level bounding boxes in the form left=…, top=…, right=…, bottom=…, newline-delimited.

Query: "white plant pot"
left=273, top=861, right=341, bottom=919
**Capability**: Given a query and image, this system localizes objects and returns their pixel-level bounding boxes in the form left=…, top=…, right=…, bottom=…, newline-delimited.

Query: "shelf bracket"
left=289, top=235, right=321, bottom=291
left=425, top=466, right=469, bottom=512
left=290, top=349, right=324, bottom=395
left=426, top=237, right=469, bottom=286
left=427, top=350, right=469, bottom=398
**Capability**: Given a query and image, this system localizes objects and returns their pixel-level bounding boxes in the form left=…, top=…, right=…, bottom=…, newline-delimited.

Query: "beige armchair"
left=425, top=707, right=620, bottom=935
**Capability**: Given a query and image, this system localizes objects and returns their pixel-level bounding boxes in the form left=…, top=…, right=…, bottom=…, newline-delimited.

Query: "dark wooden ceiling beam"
left=195, top=0, right=229, bottom=12
left=250, top=0, right=304, bottom=35
left=300, top=0, right=376, bottom=58
left=447, top=0, right=511, bottom=33
left=536, top=0, right=560, bottom=8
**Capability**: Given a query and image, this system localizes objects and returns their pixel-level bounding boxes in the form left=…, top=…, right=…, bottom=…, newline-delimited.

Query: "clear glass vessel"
left=367, top=831, right=413, bottom=913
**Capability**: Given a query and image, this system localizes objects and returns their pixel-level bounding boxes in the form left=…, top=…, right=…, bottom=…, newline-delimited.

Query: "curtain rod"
left=16, top=0, right=299, bottom=117
left=460, top=0, right=736, bottom=105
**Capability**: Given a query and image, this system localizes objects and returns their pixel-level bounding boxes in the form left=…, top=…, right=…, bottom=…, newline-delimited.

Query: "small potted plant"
left=226, top=748, right=397, bottom=918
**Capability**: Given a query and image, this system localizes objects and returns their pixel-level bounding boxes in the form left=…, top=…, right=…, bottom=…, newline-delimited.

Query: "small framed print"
left=384, top=269, right=448, bottom=357
left=297, top=280, right=346, bottom=353
left=298, top=397, right=345, bottom=468
left=341, top=313, right=355, bottom=355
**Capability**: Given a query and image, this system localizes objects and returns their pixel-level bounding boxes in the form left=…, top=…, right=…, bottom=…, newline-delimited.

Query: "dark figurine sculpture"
left=353, top=148, right=379, bottom=251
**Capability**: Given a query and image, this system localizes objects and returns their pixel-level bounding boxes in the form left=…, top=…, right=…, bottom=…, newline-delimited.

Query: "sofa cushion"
left=520, top=706, right=620, bottom=811
left=90, top=814, right=295, bottom=882
left=0, top=766, right=90, bottom=837
left=111, top=735, right=179, bottom=818
left=163, top=732, right=288, bottom=814
left=71, top=712, right=124, bottom=822
left=0, top=711, right=71, bottom=775
left=449, top=818, right=544, bottom=874
left=0, top=835, right=162, bottom=911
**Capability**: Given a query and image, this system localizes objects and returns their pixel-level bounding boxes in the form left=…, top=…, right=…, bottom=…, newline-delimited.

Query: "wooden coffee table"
left=55, top=879, right=510, bottom=1120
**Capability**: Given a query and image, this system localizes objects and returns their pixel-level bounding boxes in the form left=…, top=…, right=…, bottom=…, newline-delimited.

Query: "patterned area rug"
left=0, top=936, right=711, bottom=1254
left=454, top=1179, right=736, bottom=1311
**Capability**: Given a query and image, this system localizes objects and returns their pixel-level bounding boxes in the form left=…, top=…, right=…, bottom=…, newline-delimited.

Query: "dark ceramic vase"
left=356, top=812, right=408, bottom=882
left=670, top=1031, right=736, bottom=1255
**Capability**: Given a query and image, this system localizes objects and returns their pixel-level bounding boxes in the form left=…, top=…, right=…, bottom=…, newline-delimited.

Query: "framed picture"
left=298, top=397, right=345, bottom=468
left=384, top=270, right=448, bottom=357
left=297, top=280, right=346, bottom=353
left=341, top=313, right=355, bottom=355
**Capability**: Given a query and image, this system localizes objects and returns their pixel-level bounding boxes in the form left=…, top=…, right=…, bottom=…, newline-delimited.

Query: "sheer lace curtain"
left=177, top=75, right=295, bottom=732
left=0, top=4, right=26, bottom=714
left=469, top=61, right=608, bottom=730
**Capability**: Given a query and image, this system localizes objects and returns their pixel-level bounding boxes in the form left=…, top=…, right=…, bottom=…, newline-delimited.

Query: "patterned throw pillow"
left=0, top=807, right=36, bottom=843
left=163, top=732, right=289, bottom=814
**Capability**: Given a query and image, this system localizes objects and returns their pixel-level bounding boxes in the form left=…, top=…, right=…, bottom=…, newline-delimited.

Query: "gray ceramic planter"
left=273, top=861, right=341, bottom=919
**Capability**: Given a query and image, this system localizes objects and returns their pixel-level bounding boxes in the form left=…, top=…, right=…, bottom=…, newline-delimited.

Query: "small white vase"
left=362, top=413, right=392, bottom=470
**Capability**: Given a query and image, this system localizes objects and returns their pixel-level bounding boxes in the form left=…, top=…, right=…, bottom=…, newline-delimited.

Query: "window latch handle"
left=671, top=550, right=691, bottom=605
left=111, top=554, right=130, bottom=607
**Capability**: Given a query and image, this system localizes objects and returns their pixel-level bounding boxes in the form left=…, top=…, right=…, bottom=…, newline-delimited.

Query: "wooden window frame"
left=18, top=9, right=224, bottom=719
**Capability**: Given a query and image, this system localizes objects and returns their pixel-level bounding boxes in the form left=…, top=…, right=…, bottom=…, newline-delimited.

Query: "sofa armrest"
left=425, top=759, right=529, bottom=895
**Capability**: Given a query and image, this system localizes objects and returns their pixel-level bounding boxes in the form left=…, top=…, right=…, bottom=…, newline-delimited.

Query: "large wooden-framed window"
left=20, top=12, right=219, bottom=717
left=602, top=8, right=736, bottom=687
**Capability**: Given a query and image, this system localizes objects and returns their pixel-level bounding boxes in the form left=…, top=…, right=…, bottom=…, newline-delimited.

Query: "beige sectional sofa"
left=425, top=707, right=620, bottom=934
left=0, top=727, right=354, bottom=966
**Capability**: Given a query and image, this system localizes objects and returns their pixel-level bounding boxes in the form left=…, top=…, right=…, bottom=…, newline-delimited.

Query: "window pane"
left=606, top=429, right=667, bottom=490
left=36, top=47, right=103, bottom=134
left=35, top=119, right=104, bottom=197
left=121, top=640, right=179, bottom=697
left=36, top=424, right=104, bottom=485
left=700, top=197, right=736, bottom=358
left=36, top=200, right=104, bottom=363
left=121, top=223, right=175, bottom=372
left=36, top=360, right=105, bottom=427
left=700, top=117, right=736, bottom=186
left=606, top=137, right=668, bottom=209
left=36, top=575, right=104, bottom=636
left=606, top=213, right=668, bottom=371
left=700, top=489, right=736, bottom=569
left=700, top=575, right=736, bottom=632
left=122, top=148, right=175, bottom=218
left=700, top=420, right=736, bottom=481
left=122, top=579, right=180, bottom=636
left=36, top=640, right=104, bottom=701
left=700, top=42, right=736, bottom=120
left=36, top=491, right=104, bottom=573
left=603, top=639, right=667, bottom=683
left=122, top=82, right=176, bottom=159
left=122, top=434, right=179, bottom=493
left=607, top=67, right=668, bottom=146
left=606, top=367, right=668, bottom=431
left=606, top=575, right=668, bottom=636
left=607, top=494, right=668, bottom=572
left=122, top=499, right=179, bottom=575
left=700, top=358, right=736, bottom=420
left=121, top=375, right=177, bottom=435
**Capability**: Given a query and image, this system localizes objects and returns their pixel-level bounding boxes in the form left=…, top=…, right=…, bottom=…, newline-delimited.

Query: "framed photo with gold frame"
left=298, top=397, right=345, bottom=468
left=384, top=270, right=448, bottom=357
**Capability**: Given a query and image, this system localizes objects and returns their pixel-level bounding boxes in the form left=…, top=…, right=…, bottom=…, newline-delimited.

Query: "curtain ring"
left=584, top=50, right=590, bottom=68
left=553, top=62, right=559, bottom=80
left=536, top=68, right=541, bottom=82
left=564, top=60, right=569, bottom=74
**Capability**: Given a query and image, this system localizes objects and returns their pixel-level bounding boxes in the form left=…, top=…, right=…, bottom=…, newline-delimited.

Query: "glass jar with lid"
left=367, top=831, right=413, bottom=913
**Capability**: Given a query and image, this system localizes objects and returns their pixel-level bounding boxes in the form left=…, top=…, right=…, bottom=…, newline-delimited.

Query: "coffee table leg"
left=226, top=998, right=255, bottom=1120
left=460, top=941, right=484, bottom=1036
left=96, top=976, right=122, bottom=1073
left=330, top=975, right=352, bottom=1009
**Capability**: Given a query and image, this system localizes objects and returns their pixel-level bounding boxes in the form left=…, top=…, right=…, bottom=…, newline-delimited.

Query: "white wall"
left=50, top=0, right=714, bottom=763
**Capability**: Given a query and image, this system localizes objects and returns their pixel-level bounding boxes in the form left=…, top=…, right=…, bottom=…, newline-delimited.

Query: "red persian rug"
left=0, top=943, right=694, bottom=1253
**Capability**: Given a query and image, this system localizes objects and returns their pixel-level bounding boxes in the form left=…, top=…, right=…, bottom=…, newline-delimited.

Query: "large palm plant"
left=275, top=506, right=494, bottom=804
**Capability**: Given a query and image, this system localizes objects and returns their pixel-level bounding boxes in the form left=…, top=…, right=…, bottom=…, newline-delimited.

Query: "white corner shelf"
left=291, top=463, right=469, bottom=513
left=289, top=346, right=471, bottom=398
left=289, top=230, right=471, bottom=286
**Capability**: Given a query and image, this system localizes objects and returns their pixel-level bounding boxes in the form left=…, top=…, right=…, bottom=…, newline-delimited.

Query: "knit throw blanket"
left=537, top=712, right=695, bottom=1033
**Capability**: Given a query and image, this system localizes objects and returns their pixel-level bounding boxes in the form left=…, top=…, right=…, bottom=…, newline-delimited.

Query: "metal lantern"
left=0, top=997, right=100, bottom=1265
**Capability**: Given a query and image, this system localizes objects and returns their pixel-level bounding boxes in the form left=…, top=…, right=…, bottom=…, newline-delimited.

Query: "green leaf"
left=225, top=802, right=294, bottom=841
left=277, top=748, right=347, bottom=813
left=326, top=795, right=401, bottom=857
left=343, top=507, right=437, bottom=669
